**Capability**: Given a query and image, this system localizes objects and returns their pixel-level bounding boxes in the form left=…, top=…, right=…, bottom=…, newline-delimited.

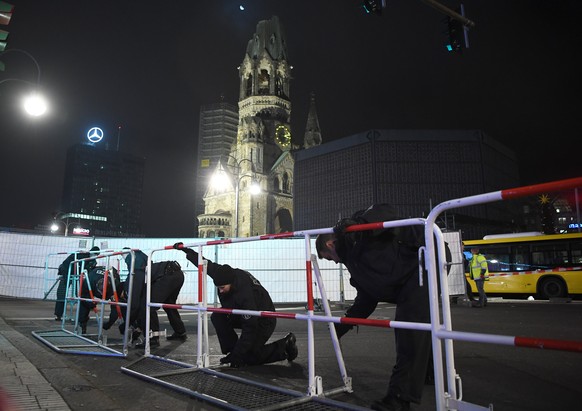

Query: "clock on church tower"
left=275, top=124, right=291, bottom=148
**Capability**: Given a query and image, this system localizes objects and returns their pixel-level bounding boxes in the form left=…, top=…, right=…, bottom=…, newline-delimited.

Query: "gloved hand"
left=173, top=242, right=185, bottom=250
left=219, top=353, right=232, bottom=365
left=229, top=359, right=244, bottom=368
left=333, top=218, right=360, bottom=235
left=334, top=322, right=354, bottom=339
left=219, top=352, right=244, bottom=368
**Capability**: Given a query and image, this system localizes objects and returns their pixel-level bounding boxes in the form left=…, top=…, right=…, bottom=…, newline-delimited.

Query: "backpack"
left=151, top=260, right=182, bottom=283
left=351, top=203, right=424, bottom=249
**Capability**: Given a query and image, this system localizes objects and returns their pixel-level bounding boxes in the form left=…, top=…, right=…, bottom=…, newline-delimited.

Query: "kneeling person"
left=174, top=242, right=297, bottom=367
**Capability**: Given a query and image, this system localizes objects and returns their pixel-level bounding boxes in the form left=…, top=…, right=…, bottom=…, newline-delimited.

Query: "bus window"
left=511, top=244, right=530, bottom=271
left=532, top=242, right=572, bottom=268
left=477, top=245, right=510, bottom=272
left=571, top=241, right=582, bottom=264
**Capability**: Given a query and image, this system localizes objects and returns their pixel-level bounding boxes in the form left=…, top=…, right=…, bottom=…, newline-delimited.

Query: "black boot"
left=284, top=333, right=298, bottom=361
left=166, top=332, right=188, bottom=341
left=371, top=395, right=410, bottom=411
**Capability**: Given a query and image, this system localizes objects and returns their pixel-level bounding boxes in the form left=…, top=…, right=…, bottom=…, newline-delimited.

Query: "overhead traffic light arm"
left=421, top=0, right=475, bottom=28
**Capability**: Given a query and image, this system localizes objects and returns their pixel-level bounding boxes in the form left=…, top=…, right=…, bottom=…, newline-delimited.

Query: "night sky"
left=1, top=1, right=580, bottom=237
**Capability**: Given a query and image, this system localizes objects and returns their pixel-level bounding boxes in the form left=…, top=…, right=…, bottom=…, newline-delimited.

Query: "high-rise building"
left=194, top=100, right=239, bottom=235
left=60, top=143, right=145, bottom=237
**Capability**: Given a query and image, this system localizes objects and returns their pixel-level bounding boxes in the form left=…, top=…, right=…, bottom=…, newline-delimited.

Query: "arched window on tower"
left=258, top=69, right=270, bottom=95
left=245, top=75, right=252, bottom=97
left=275, top=77, right=283, bottom=97
left=282, top=173, right=290, bottom=193
left=273, top=176, right=280, bottom=193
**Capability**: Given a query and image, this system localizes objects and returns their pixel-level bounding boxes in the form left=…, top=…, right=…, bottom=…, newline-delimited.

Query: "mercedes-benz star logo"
left=87, top=127, right=104, bottom=143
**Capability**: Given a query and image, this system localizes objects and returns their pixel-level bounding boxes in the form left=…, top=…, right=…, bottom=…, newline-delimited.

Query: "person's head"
left=212, top=264, right=236, bottom=294
left=470, top=247, right=480, bottom=255
left=316, top=233, right=341, bottom=263
left=124, top=249, right=148, bottom=271
left=85, top=246, right=100, bottom=270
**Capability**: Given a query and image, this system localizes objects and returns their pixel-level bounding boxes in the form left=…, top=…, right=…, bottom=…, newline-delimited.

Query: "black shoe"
left=166, top=332, right=187, bottom=342
left=285, top=332, right=298, bottom=361
left=54, top=315, right=61, bottom=321
left=135, top=338, right=159, bottom=349
left=371, top=395, right=410, bottom=411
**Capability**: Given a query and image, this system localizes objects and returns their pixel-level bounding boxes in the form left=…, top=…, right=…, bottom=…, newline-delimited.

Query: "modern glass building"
left=60, top=143, right=145, bottom=237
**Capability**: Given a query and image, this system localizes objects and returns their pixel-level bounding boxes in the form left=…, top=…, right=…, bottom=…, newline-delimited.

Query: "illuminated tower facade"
left=199, top=16, right=295, bottom=237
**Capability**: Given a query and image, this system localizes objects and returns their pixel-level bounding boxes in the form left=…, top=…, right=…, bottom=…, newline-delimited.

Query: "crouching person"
left=123, top=249, right=187, bottom=349
left=174, top=242, right=297, bottom=367
left=78, top=266, right=121, bottom=334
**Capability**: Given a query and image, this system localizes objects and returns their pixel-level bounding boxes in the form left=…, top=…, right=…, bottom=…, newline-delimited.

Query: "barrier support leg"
left=311, top=255, right=352, bottom=392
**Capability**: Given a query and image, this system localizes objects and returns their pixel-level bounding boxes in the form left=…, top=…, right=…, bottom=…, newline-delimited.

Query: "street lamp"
left=0, top=48, right=48, bottom=117
left=211, top=155, right=261, bottom=237
left=50, top=213, right=77, bottom=237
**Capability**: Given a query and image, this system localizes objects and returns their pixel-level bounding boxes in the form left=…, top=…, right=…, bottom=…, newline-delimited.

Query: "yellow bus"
left=463, top=232, right=582, bottom=299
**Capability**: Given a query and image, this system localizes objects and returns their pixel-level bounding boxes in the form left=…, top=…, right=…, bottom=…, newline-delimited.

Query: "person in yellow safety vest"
left=470, top=247, right=489, bottom=308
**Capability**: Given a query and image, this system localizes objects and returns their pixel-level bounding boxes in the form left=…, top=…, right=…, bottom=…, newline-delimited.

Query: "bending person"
left=123, top=249, right=187, bottom=349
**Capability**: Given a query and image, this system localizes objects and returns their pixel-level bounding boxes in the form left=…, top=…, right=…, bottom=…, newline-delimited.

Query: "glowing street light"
left=23, top=92, right=47, bottom=116
left=211, top=155, right=261, bottom=237
left=0, top=48, right=49, bottom=117
left=50, top=213, right=78, bottom=237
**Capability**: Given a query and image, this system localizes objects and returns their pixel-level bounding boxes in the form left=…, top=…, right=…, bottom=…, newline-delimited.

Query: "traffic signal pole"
left=421, top=0, right=475, bottom=27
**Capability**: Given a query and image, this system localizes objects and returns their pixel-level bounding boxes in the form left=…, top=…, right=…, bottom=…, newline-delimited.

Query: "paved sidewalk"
left=1, top=296, right=581, bottom=411
left=0, top=316, right=70, bottom=411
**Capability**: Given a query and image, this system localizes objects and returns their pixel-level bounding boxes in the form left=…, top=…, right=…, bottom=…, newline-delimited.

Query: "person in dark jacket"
left=173, top=242, right=298, bottom=368
left=316, top=204, right=440, bottom=411
left=77, top=265, right=121, bottom=334
left=54, top=246, right=99, bottom=321
left=123, top=249, right=187, bottom=349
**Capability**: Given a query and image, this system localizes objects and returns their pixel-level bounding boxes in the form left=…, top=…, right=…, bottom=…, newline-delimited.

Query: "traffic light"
left=0, top=1, right=14, bottom=52
left=445, top=16, right=465, bottom=52
left=362, top=0, right=386, bottom=15
left=444, top=4, right=470, bottom=53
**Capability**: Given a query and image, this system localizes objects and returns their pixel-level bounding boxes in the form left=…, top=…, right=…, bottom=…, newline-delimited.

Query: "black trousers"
left=149, top=271, right=186, bottom=335
left=211, top=313, right=287, bottom=365
left=54, top=276, right=68, bottom=317
left=387, top=269, right=432, bottom=404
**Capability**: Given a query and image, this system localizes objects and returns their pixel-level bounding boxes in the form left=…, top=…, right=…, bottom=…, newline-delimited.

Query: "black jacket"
left=182, top=248, right=276, bottom=358
left=58, top=252, right=92, bottom=277
left=335, top=204, right=425, bottom=318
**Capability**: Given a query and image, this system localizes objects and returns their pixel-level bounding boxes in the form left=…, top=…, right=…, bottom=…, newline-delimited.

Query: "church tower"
left=199, top=16, right=295, bottom=238
left=303, top=92, right=322, bottom=148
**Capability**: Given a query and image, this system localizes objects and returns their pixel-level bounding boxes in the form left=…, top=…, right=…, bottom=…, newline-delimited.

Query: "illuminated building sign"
left=72, top=227, right=90, bottom=236
left=87, top=127, right=104, bottom=143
